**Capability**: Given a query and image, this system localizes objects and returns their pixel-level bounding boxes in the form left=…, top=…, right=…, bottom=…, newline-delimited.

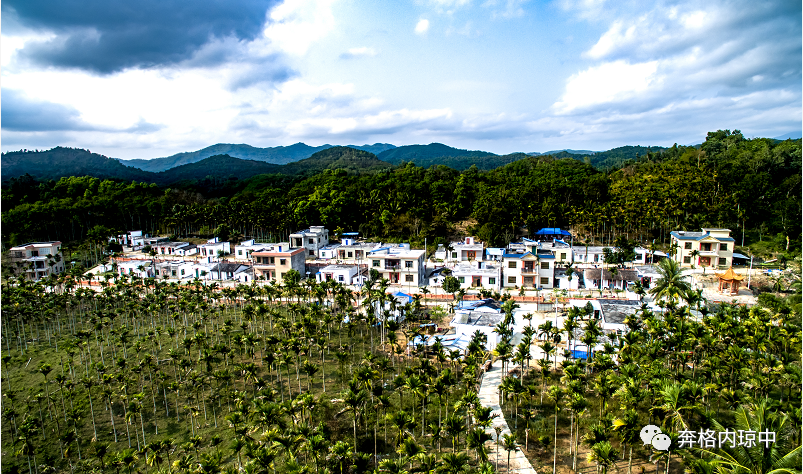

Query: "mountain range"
left=15, top=137, right=802, bottom=186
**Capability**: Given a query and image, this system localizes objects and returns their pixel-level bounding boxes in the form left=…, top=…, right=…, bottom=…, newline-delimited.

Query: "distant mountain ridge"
left=119, top=142, right=397, bottom=172
left=1, top=146, right=393, bottom=185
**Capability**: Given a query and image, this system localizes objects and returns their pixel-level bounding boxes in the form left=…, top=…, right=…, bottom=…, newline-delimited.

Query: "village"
left=8, top=226, right=764, bottom=356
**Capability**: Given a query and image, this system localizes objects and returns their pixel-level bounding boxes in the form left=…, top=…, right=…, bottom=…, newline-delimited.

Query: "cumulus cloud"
left=339, top=47, right=378, bottom=59
left=415, top=19, right=431, bottom=34
left=552, top=0, right=801, bottom=124
left=3, top=0, right=280, bottom=74
left=1, top=89, right=165, bottom=135
left=263, top=0, right=337, bottom=55
left=1, top=88, right=99, bottom=131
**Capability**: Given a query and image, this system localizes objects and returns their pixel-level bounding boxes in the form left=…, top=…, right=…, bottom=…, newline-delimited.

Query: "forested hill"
left=377, top=143, right=515, bottom=170
left=4, top=132, right=800, bottom=256
left=119, top=142, right=397, bottom=172
left=151, top=155, right=282, bottom=184
left=1, top=147, right=392, bottom=187
left=281, top=146, right=393, bottom=176
left=0, top=147, right=154, bottom=182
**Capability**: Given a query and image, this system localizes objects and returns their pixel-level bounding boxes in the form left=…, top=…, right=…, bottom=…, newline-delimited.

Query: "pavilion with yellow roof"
left=716, top=266, right=744, bottom=295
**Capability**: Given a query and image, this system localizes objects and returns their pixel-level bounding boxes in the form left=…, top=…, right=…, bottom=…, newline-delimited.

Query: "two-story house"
left=290, top=226, right=329, bottom=257
left=8, top=241, right=65, bottom=280
left=444, top=237, right=485, bottom=262
left=501, top=249, right=555, bottom=289
left=337, top=238, right=383, bottom=262
left=251, top=246, right=306, bottom=282
left=670, top=228, right=734, bottom=268
left=366, top=244, right=426, bottom=285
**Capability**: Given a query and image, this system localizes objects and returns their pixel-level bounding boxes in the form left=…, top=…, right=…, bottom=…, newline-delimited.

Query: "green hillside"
left=282, top=146, right=392, bottom=176
left=121, top=142, right=335, bottom=171
left=151, top=154, right=281, bottom=184
left=0, top=147, right=153, bottom=182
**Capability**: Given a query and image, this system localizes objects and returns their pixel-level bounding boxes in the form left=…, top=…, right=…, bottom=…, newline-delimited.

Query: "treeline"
left=2, top=131, right=800, bottom=253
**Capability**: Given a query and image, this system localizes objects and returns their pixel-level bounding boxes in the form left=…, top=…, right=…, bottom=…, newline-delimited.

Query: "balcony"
left=385, top=264, right=401, bottom=270
left=521, top=267, right=538, bottom=274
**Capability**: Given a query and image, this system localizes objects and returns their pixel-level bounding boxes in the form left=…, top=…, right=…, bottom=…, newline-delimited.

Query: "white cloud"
left=423, top=0, right=472, bottom=15
left=340, top=47, right=378, bottom=59
left=415, top=19, right=431, bottom=34
left=482, top=0, right=529, bottom=19
left=553, top=60, right=659, bottom=113
left=263, top=0, right=337, bottom=55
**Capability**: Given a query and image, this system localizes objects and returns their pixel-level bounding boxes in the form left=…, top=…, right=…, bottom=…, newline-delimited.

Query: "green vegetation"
left=2, top=274, right=495, bottom=474
left=2, top=131, right=800, bottom=263
left=500, top=296, right=801, bottom=474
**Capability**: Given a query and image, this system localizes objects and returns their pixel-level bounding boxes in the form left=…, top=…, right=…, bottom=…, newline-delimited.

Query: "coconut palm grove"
left=1, top=261, right=801, bottom=474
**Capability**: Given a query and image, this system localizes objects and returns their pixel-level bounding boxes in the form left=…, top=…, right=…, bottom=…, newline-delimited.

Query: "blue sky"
left=1, top=0, right=800, bottom=159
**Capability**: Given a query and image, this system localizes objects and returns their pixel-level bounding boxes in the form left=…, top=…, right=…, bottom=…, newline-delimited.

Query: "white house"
left=450, top=262, right=502, bottom=291
left=367, top=244, right=427, bottom=286
left=450, top=300, right=504, bottom=350
left=174, top=244, right=198, bottom=257
left=155, top=241, right=191, bottom=256
left=572, top=246, right=609, bottom=267
left=290, top=226, right=329, bottom=257
left=8, top=241, right=65, bottom=280
left=335, top=238, right=382, bottom=262
left=316, top=264, right=360, bottom=285
left=633, top=247, right=667, bottom=265
left=582, top=268, right=639, bottom=291
left=555, top=268, right=582, bottom=290
left=117, top=260, right=155, bottom=278
left=199, top=238, right=232, bottom=261
left=670, top=228, right=735, bottom=268
left=445, top=237, right=485, bottom=262
left=111, top=230, right=145, bottom=247
left=209, top=262, right=250, bottom=281
left=234, top=240, right=275, bottom=261
left=502, top=250, right=555, bottom=289
left=317, top=244, right=342, bottom=260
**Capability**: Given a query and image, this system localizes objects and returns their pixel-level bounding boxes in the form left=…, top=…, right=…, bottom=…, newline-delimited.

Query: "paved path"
left=479, top=360, right=538, bottom=474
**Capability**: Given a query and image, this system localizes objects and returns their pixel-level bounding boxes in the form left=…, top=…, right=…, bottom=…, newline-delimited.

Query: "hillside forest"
left=2, top=131, right=800, bottom=261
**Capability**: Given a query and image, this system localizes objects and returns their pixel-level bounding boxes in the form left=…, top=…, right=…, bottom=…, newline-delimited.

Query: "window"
left=560, top=253, right=566, bottom=260
left=309, top=250, right=314, bottom=256
left=280, top=258, right=286, bottom=265
left=540, top=277, right=549, bottom=285
left=238, top=250, right=243, bottom=255
left=373, top=260, right=381, bottom=267
left=405, top=261, right=413, bottom=268
left=508, top=261, right=517, bottom=268
left=309, top=239, right=314, bottom=244
left=541, top=262, right=549, bottom=270
left=280, top=273, right=285, bottom=279
left=458, top=277, right=465, bottom=283
left=719, top=257, right=727, bottom=266
left=405, top=274, right=414, bottom=282
left=347, top=252, right=353, bottom=258
left=338, top=275, right=344, bottom=282
left=701, top=243, right=712, bottom=252
left=451, top=252, right=457, bottom=259
left=508, top=276, right=516, bottom=284
left=171, top=270, right=176, bottom=276
left=721, top=244, right=727, bottom=251
left=684, top=256, right=691, bottom=264
left=181, top=269, right=185, bottom=275
left=488, top=278, right=495, bottom=285
left=685, top=242, right=692, bottom=249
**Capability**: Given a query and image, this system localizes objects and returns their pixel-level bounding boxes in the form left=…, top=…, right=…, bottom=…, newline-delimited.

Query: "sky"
left=1, top=0, right=800, bottom=159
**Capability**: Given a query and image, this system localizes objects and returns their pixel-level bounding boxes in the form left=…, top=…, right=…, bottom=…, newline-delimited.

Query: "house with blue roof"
left=502, top=249, right=556, bottom=289
left=670, top=228, right=735, bottom=268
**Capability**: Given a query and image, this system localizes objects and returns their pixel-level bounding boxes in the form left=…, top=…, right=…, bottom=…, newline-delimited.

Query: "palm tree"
left=439, top=452, right=469, bottom=474
left=587, top=441, right=620, bottom=474
left=467, top=428, right=492, bottom=463
left=697, top=398, right=802, bottom=474
left=501, top=433, right=519, bottom=473
left=649, top=258, right=691, bottom=304
left=613, top=409, right=641, bottom=474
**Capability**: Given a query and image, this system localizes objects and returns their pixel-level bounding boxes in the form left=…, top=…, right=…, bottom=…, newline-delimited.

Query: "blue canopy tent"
left=533, top=228, right=571, bottom=237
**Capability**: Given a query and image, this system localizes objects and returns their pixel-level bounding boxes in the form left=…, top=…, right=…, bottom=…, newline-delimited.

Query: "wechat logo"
left=641, top=425, right=671, bottom=451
